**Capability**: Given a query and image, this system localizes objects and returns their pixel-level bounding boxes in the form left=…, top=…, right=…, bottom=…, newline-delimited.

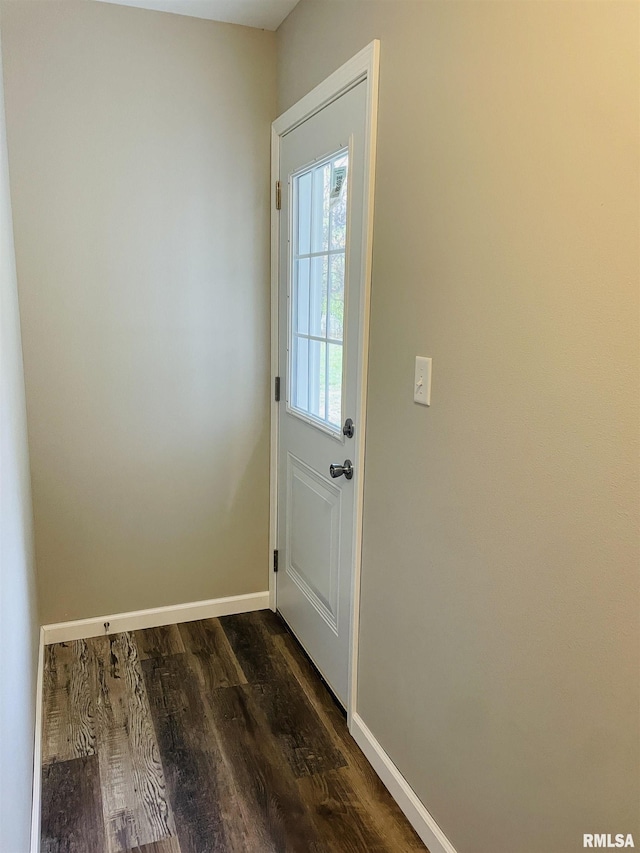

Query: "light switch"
left=414, top=356, right=432, bottom=406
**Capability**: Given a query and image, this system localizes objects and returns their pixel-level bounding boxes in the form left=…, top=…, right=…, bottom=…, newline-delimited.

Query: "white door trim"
left=30, top=627, right=45, bottom=853
left=269, top=40, right=380, bottom=722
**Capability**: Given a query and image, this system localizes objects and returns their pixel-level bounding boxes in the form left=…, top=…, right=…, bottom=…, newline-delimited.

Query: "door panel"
left=287, top=453, right=340, bottom=632
left=277, top=81, right=367, bottom=706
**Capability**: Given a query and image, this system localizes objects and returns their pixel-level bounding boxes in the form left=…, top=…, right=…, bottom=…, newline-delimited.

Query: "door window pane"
left=327, top=344, right=343, bottom=427
left=296, top=258, right=310, bottom=336
left=328, top=254, right=344, bottom=341
left=329, top=156, right=348, bottom=250
left=309, top=339, right=326, bottom=420
left=309, top=256, right=327, bottom=338
left=311, top=163, right=330, bottom=253
left=297, top=171, right=312, bottom=256
left=290, top=149, right=348, bottom=432
left=293, top=336, right=309, bottom=411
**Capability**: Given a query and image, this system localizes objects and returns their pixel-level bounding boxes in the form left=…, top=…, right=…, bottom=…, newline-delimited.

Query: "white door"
left=276, top=82, right=368, bottom=707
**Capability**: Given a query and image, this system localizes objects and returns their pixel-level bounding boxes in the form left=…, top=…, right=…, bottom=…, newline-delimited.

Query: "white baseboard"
left=30, top=627, right=44, bottom=853
left=42, top=591, right=270, bottom=645
left=349, top=713, right=458, bottom=853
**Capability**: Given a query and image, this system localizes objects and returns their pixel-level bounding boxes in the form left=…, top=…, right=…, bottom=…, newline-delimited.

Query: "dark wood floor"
left=41, top=609, right=427, bottom=852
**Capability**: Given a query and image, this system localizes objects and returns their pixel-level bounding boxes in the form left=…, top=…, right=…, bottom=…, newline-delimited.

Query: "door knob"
left=330, top=459, right=353, bottom=480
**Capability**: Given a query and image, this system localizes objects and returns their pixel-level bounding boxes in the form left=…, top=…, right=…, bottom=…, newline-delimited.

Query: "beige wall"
left=1, top=0, right=276, bottom=624
left=278, top=3, right=639, bottom=852
left=0, top=26, right=39, bottom=852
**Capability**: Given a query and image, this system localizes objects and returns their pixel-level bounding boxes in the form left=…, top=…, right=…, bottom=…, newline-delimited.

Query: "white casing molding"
left=41, top=591, right=269, bottom=645
left=349, top=713, right=458, bottom=853
left=30, top=628, right=45, bottom=853
left=268, top=120, right=280, bottom=614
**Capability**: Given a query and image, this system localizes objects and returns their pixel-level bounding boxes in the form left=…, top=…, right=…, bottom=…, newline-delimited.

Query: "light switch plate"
left=414, top=356, right=432, bottom=406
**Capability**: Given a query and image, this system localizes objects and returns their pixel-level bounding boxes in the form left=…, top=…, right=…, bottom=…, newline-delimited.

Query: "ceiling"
left=93, top=0, right=300, bottom=31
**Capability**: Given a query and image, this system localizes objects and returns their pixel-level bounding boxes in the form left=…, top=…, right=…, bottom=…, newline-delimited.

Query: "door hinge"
left=274, top=376, right=281, bottom=402
left=275, top=180, right=281, bottom=210
left=273, top=549, right=279, bottom=572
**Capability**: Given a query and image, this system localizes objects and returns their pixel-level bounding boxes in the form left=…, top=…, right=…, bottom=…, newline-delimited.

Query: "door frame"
left=269, top=41, right=380, bottom=721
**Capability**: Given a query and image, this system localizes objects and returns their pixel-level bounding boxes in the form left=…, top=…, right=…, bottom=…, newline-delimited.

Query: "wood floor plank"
left=123, top=840, right=182, bottom=853
left=258, top=608, right=289, bottom=636
left=42, top=641, right=95, bottom=764
left=41, top=755, right=104, bottom=853
left=272, top=629, right=427, bottom=850
left=133, top=626, right=186, bottom=661
left=178, top=619, right=247, bottom=690
left=220, top=612, right=347, bottom=778
left=142, top=653, right=247, bottom=853
left=90, top=633, right=176, bottom=852
left=297, top=767, right=392, bottom=853
left=187, top=646, right=326, bottom=853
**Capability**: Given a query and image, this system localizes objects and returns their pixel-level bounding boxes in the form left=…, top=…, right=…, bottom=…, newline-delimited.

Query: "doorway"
left=270, top=42, right=379, bottom=716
